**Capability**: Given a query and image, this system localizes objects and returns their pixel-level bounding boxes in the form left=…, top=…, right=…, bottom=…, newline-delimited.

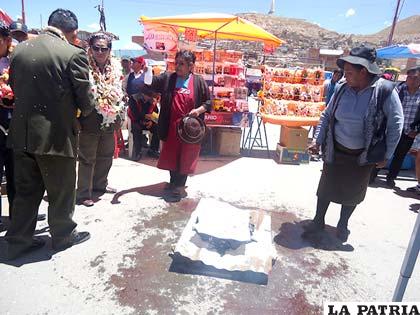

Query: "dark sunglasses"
left=91, top=46, right=110, bottom=53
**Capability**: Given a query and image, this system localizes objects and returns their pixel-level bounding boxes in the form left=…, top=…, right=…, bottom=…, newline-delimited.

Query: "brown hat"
left=177, top=116, right=206, bottom=144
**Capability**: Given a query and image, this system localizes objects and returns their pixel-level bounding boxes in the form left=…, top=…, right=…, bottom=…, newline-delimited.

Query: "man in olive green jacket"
left=5, top=9, right=95, bottom=260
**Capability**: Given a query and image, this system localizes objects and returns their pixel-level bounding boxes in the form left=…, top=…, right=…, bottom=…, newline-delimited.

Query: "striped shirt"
left=401, top=86, right=420, bottom=134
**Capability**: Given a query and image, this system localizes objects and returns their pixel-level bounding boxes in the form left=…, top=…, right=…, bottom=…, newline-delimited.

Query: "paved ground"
left=0, top=149, right=419, bottom=314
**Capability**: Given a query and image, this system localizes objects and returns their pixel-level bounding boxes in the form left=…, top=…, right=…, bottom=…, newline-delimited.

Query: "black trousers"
left=170, top=171, right=188, bottom=187
left=6, top=152, right=77, bottom=248
left=388, top=133, right=415, bottom=180
left=0, top=147, right=15, bottom=219
left=132, top=124, right=159, bottom=157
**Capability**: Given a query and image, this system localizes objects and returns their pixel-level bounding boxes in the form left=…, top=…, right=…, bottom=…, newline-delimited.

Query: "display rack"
left=260, top=66, right=326, bottom=125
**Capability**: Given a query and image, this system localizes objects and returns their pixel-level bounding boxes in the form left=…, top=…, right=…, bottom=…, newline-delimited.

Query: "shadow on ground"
left=393, top=187, right=420, bottom=203
left=120, top=154, right=241, bottom=175
left=111, top=182, right=167, bottom=204
left=0, top=235, right=54, bottom=267
left=409, top=203, right=420, bottom=213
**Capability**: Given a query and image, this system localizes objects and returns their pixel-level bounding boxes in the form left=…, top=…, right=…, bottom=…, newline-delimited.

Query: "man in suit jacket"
left=5, top=9, right=95, bottom=260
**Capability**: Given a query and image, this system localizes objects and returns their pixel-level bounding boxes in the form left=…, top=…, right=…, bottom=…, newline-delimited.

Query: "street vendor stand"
left=243, top=66, right=326, bottom=162
left=140, top=13, right=283, bottom=156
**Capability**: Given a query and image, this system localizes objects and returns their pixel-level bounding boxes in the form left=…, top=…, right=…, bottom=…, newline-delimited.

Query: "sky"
left=2, top=0, right=419, bottom=50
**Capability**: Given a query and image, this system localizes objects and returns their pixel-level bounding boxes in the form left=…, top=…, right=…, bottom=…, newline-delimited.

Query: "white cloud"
left=15, top=15, right=22, bottom=20
left=345, top=8, right=356, bottom=18
left=384, top=21, right=392, bottom=26
left=87, top=23, right=100, bottom=30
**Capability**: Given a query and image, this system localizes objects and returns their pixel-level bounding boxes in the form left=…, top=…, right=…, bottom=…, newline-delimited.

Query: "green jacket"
left=8, top=29, right=94, bottom=158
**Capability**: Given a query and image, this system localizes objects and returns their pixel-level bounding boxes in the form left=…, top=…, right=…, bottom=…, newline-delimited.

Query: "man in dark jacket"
left=5, top=9, right=95, bottom=260
left=384, top=66, right=420, bottom=187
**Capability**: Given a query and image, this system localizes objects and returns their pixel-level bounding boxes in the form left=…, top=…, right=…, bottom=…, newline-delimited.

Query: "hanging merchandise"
left=184, top=28, right=198, bottom=42
left=259, top=66, right=326, bottom=127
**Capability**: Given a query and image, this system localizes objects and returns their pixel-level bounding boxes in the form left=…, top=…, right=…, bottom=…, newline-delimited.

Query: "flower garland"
left=0, top=63, right=14, bottom=109
left=88, top=52, right=124, bottom=128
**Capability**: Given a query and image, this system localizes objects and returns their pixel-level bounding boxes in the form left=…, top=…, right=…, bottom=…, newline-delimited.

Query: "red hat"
left=131, top=56, right=145, bottom=65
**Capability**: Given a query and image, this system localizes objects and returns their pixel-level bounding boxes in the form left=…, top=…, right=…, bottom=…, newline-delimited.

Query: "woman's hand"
left=188, top=108, right=201, bottom=117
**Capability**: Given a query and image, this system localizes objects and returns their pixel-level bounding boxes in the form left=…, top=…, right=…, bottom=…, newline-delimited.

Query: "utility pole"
left=387, top=0, right=402, bottom=46
left=21, top=0, right=26, bottom=24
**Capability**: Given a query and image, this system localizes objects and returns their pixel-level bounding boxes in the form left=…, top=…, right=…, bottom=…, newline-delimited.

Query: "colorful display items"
left=260, top=66, right=326, bottom=127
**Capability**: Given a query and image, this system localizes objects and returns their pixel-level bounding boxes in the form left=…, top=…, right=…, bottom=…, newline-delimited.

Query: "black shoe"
left=336, top=227, right=350, bottom=242
left=164, top=187, right=187, bottom=202
left=52, top=231, right=90, bottom=251
left=133, top=152, right=142, bottom=161
left=37, top=214, right=46, bottom=221
left=386, top=178, right=395, bottom=188
left=6, top=237, right=46, bottom=261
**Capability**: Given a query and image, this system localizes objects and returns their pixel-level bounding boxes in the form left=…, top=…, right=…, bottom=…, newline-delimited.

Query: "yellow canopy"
left=140, top=13, right=283, bottom=47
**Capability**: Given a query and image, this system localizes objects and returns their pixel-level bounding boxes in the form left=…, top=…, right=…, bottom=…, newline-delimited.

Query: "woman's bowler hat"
left=177, top=116, right=206, bottom=144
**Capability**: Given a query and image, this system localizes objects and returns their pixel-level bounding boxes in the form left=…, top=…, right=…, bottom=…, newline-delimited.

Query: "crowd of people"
left=0, top=7, right=419, bottom=260
left=0, top=8, right=211, bottom=260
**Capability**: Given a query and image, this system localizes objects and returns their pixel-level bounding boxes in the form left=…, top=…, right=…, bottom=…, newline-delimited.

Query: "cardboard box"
left=280, top=126, right=309, bottom=150
left=214, top=127, right=242, bottom=156
left=275, top=144, right=310, bottom=164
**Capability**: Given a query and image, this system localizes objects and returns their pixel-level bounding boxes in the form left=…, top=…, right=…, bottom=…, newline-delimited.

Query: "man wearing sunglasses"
left=5, top=9, right=95, bottom=260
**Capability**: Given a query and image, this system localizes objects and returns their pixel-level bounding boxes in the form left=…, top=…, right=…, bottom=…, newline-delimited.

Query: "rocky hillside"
left=354, top=15, right=420, bottom=44
left=212, top=13, right=420, bottom=62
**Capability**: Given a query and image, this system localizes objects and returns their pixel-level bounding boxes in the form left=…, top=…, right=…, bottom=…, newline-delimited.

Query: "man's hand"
left=376, top=160, right=388, bottom=168
left=307, top=142, right=320, bottom=155
left=408, top=131, right=417, bottom=138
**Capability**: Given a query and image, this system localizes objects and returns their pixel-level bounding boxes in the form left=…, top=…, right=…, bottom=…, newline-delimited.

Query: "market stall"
left=249, top=66, right=326, bottom=163
left=139, top=13, right=283, bottom=156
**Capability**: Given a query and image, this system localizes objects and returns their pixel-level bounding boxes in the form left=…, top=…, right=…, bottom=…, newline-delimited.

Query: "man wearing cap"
left=383, top=66, right=420, bottom=188
left=9, top=21, right=28, bottom=43
left=5, top=9, right=95, bottom=259
left=125, top=56, right=146, bottom=95
left=305, top=45, right=403, bottom=242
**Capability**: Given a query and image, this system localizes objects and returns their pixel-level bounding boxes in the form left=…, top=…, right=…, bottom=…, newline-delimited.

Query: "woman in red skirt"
left=149, top=50, right=211, bottom=202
